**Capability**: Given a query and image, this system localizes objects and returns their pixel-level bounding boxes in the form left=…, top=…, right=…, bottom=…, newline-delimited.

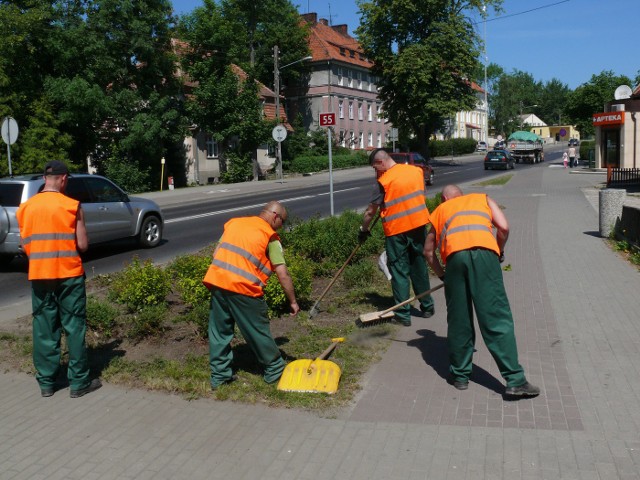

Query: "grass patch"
left=474, top=174, right=513, bottom=186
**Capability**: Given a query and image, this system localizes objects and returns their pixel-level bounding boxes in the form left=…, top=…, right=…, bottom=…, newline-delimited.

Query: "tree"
left=356, top=0, right=503, bottom=157
left=565, top=70, right=634, bottom=137
left=538, top=78, right=570, bottom=127
left=490, top=70, right=541, bottom=136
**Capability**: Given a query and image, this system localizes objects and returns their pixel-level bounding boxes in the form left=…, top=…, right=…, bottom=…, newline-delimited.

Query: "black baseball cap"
left=43, top=160, right=70, bottom=176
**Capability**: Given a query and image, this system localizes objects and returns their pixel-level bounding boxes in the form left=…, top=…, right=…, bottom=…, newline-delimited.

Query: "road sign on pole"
left=319, top=113, right=336, bottom=127
left=1, top=117, right=19, bottom=177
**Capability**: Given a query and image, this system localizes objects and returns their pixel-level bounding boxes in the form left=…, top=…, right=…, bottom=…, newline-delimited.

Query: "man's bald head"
left=442, top=185, right=463, bottom=201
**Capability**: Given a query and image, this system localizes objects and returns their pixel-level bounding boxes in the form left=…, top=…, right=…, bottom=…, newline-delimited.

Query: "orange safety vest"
left=378, top=163, right=429, bottom=236
left=202, top=216, right=277, bottom=297
left=16, top=192, right=84, bottom=280
left=429, top=193, right=500, bottom=264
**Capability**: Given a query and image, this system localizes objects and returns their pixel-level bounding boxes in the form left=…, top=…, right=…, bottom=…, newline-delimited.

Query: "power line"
left=475, top=0, right=571, bottom=25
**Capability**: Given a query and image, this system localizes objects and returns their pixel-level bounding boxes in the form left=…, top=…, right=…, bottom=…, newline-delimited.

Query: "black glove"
left=499, top=251, right=505, bottom=263
left=358, top=226, right=371, bottom=243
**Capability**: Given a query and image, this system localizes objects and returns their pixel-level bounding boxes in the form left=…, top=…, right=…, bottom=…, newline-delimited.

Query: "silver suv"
left=0, top=173, right=164, bottom=263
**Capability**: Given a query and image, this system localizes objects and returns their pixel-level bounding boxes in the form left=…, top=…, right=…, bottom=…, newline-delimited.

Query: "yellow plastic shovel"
left=277, top=338, right=344, bottom=394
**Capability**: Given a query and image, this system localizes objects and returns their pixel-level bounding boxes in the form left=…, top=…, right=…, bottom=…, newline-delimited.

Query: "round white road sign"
left=272, top=124, right=287, bottom=142
left=1, top=117, right=19, bottom=145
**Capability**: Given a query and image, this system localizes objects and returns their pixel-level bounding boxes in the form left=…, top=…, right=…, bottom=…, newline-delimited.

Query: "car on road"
left=493, top=140, right=506, bottom=150
left=0, top=173, right=164, bottom=264
left=568, top=139, right=579, bottom=147
left=484, top=149, right=515, bottom=170
left=476, top=141, right=488, bottom=152
left=389, top=152, right=435, bottom=186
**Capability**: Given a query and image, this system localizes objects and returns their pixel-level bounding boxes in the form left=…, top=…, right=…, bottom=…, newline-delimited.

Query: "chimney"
left=301, top=13, right=317, bottom=24
left=332, top=24, right=348, bottom=36
left=319, top=18, right=329, bottom=26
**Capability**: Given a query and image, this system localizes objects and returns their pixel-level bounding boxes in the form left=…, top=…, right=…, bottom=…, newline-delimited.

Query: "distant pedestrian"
left=562, top=152, right=568, bottom=169
left=202, top=201, right=299, bottom=389
left=423, top=184, right=540, bottom=398
left=568, top=145, right=577, bottom=168
left=16, top=161, right=102, bottom=398
left=359, top=148, right=434, bottom=326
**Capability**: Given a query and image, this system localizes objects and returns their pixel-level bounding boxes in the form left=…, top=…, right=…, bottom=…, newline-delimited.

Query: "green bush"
left=343, top=259, right=379, bottom=288
left=109, top=257, right=171, bottom=311
left=168, top=253, right=212, bottom=307
left=86, top=296, right=119, bottom=337
left=290, top=152, right=369, bottom=174
left=426, top=192, right=443, bottom=213
left=263, top=254, right=314, bottom=317
left=177, top=301, right=210, bottom=339
left=427, top=138, right=477, bottom=157
left=281, top=211, right=384, bottom=274
left=126, top=304, right=167, bottom=340
left=103, top=153, right=151, bottom=194
left=220, top=152, right=253, bottom=183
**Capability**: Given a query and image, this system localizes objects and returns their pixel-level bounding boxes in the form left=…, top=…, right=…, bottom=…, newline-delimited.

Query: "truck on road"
left=507, top=131, right=544, bottom=164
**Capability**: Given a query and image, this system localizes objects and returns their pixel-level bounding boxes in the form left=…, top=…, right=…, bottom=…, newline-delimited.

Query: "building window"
left=339, top=100, right=344, bottom=119
left=340, top=130, right=346, bottom=147
left=358, top=103, right=363, bottom=121
left=376, top=105, right=381, bottom=122
left=348, top=70, right=353, bottom=88
left=337, top=67, right=343, bottom=86
left=339, top=47, right=346, bottom=56
left=377, top=132, right=382, bottom=147
left=358, top=132, right=364, bottom=149
left=367, top=104, right=372, bottom=121
left=368, top=75, right=373, bottom=92
left=368, top=131, right=373, bottom=147
left=350, top=131, right=355, bottom=149
left=357, top=72, right=362, bottom=89
left=206, top=136, right=219, bottom=158
left=348, top=101, right=353, bottom=120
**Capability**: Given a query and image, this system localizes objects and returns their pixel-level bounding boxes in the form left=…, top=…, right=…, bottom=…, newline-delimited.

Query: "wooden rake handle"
left=308, top=338, right=345, bottom=373
left=376, top=283, right=444, bottom=318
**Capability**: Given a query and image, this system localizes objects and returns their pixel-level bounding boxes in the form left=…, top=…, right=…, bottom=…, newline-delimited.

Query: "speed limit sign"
left=319, top=113, right=336, bottom=127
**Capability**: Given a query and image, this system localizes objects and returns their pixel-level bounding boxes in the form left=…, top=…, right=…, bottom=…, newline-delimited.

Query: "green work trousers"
left=208, top=287, right=285, bottom=387
left=444, top=249, right=526, bottom=387
left=385, top=226, right=433, bottom=323
left=31, top=275, right=90, bottom=391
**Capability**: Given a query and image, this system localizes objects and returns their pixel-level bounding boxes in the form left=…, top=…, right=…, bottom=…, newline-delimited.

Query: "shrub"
left=86, top=296, right=119, bottom=337
left=263, top=254, right=314, bottom=317
left=126, top=304, right=167, bottom=340
left=425, top=192, right=443, bottom=213
left=109, top=257, right=171, bottom=311
left=427, top=138, right=477, bottom=157
left=343, top=259, right=379, bottom=288
left=220, top=152, right=253, bottom=183
left=177, top=301, right=211, bottom=339
left=290, top=152, right=369, bottom=174
left=168, top=253, right=211, bottom=307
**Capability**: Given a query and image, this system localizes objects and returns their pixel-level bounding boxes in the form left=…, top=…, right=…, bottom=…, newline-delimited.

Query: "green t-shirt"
left=268, top=239, right=285, bottom=265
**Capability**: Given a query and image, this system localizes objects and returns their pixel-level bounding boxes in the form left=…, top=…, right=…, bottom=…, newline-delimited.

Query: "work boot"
left=504, top=381, right=540, bottom=398
left=70, top=378, right=102, bottom=398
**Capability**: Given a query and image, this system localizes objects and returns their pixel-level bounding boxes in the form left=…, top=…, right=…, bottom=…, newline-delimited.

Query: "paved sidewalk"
left=3, top=163, right=640, bottom=479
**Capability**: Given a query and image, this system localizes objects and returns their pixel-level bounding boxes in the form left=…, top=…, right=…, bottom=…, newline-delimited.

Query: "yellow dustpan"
left=277, top=338, right=344, bottom=394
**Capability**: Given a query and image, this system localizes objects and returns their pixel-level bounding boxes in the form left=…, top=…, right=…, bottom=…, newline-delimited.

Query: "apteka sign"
left=592, top=112, right=625, bottom=126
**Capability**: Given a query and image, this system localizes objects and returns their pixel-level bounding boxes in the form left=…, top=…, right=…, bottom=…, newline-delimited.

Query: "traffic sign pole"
left=319, top=113, right=336, bottom=216
left=1, top=116, right=19, bottom=177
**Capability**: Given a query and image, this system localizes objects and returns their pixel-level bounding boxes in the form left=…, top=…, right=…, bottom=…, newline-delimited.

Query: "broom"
left=356, top=282, right=444, bottom=327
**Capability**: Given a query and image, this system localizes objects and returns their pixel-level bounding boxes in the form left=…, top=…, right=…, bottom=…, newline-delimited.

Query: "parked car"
left=484, top=149, right=515, bottom=170
left=476, top=141, right=488, bottom=152
left=568, top=139, right=579, bottom=147
left=0, top=173, right=164, bottom=264
left=388, top=152, right=435, bottom=186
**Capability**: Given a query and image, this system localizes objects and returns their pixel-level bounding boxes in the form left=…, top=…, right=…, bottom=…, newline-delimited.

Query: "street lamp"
left=273, top=46, right=312, bottom=182
left=519, top=102, right=538, bottom=129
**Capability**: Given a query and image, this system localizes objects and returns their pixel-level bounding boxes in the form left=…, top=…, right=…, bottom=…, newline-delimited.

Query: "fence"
left=607, top=167, right=640, bottom=188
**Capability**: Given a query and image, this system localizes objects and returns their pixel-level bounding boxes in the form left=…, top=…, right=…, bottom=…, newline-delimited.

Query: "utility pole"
left=483, top=5, right=488, bottom=143
left=273, top=45, right=283, bottom=182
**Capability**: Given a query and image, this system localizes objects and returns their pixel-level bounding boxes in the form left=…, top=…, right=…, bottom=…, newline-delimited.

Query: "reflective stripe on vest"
left=202, top=216, right=277, bottom=297
left=15, top=191, right=84, bottom=280
left=430, top=193, right=499, bottom=264
left=378, top=164, right=429, bottom=236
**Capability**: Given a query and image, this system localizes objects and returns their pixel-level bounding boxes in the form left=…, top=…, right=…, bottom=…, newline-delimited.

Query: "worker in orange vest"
left=359, top=148, right=434, bottom=326
left=424, top=184, right=539, bottom=398
left=203, top=201, right=299, bottom=389
left=16, top=161, right=102, bottom=398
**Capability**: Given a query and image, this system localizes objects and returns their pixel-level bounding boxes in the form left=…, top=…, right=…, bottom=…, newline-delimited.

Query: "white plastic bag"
left=378, top=250, right=392, bottom=281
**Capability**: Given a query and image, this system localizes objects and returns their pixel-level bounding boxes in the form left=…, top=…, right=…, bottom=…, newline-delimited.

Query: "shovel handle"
left=316, top=338, right=344, bottom=361
left=376, top=283, right=444, bottom=317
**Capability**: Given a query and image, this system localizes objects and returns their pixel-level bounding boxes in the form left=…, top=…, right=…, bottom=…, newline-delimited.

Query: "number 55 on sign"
left=319, top=113, right=335, bottom=127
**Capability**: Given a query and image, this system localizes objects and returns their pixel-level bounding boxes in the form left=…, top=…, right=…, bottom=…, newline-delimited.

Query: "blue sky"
left=171, top=0, right=638, bottom=91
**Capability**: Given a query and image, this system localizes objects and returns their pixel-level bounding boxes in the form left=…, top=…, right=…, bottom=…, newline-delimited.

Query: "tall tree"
left=490, top=70, right=541, bottom=136
left=538, top=78, right=570, bottom=127
left=565, top=70, right=634, bottom=137
left=356, top=0, right=503, bottom=157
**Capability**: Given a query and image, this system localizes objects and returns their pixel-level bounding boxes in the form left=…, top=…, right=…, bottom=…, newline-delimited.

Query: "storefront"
left=593, top=91, right=640, bottom=169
